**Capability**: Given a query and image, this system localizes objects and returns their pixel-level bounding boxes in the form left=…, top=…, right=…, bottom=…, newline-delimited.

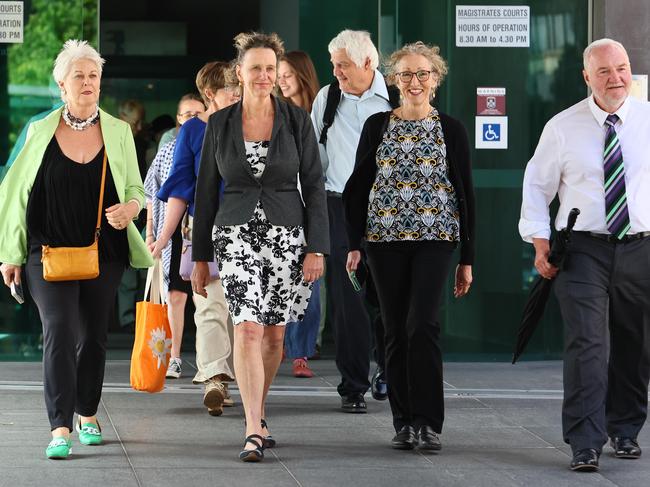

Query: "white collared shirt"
left=519, top=95, right=650, bottom=242
left=311, top=70, right=392, bottom=193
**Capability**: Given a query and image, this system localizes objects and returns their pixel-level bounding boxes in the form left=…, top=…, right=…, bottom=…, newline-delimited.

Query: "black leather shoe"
left=611, top=437, right=642, bottom=459
left=371, top=366, right=388, bottom=401
left=391, top=425, right=416, bottom=450
left=417, top=425, right=441, bottom=451
left=341, top=393, right=367, bottom=413
left=570, top=449, right=600, bottom=471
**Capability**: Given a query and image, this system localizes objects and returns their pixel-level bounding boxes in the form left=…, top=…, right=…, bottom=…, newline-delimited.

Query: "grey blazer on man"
left=193, top=97, right=330, bottom=261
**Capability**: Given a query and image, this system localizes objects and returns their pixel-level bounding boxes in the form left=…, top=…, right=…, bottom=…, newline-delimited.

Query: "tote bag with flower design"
left=130, top=259, right=172, bottom=393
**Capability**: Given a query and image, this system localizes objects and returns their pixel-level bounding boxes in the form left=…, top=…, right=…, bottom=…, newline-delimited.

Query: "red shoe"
left=292, top=358, right=314, bottom=378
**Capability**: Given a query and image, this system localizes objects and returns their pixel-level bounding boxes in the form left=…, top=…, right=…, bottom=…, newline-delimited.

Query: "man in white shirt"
left=311, top=30, right=394, bottom=413
left=520, top=39, right=650, bottom=472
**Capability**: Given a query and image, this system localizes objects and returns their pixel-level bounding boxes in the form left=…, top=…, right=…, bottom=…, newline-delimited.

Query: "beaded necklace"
left=62, top=104, right=100, bottom=131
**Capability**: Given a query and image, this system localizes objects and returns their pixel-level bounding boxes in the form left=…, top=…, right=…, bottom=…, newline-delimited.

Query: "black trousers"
left=367, top=240, right=455, bottom=432
left=26, top=247, right=125, bottom=431
left=554, top=233, right=650, bottom=453
left=326, top=195, right=371, bottom=396
left=365, top=274, right=385, bottom=370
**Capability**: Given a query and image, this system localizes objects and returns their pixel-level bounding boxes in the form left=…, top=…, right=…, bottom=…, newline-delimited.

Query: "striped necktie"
left=604, top=114, right=630, bottom=239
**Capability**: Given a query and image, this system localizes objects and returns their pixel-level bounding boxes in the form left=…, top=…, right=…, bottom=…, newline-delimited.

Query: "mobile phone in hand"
left=10, top=281, right=24, bottom=304
left=347, top=270, right=362, bottom=292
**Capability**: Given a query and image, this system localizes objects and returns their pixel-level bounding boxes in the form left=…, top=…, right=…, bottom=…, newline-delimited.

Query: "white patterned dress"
left=213, top=141, right=312, bottom=326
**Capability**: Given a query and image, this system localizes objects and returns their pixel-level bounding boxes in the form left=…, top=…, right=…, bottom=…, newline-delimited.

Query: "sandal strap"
left=244, top=434, right=264, bottom=450
left=260, top=419, right=268, bottom=429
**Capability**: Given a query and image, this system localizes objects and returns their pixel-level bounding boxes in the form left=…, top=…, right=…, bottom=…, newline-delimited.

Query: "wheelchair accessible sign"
left=475, top=87, right=507, bottom=149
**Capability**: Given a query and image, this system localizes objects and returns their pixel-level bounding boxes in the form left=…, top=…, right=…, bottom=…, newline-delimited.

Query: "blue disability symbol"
left=483, top=123, right=500, bottom=141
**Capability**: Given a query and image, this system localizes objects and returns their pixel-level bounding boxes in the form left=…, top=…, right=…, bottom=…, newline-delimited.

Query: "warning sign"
left=456, top=5, right=529, bottom=48
left=477, top=87, right=506, bottom=115
left=0, top=1, right=23, bottom=44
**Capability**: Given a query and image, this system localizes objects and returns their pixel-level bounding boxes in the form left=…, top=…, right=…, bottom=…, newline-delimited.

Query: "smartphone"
left=10, top=281, right=24, bottom=304
left=348, top=270, right=362, bottom=292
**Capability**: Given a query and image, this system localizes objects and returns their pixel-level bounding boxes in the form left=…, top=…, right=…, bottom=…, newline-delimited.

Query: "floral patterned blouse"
left=366, top=109, right=460, bottom=243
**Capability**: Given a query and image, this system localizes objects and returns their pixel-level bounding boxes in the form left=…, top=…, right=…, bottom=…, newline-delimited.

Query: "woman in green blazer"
left=0, top=40, right=152, bottom=459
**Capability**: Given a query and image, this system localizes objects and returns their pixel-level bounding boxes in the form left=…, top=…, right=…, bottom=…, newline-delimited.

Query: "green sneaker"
left=76, top=420, right=102, bottom=445
left=46, top=437, right=72, bottom=459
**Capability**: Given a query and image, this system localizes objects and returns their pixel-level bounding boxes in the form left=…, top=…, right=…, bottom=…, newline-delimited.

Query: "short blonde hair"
left=328, top=30, right=379, bottom=70
left=385, top=41, right=448, bottom=90
left=53, top=39, right=105, bottom=84
left=195, top=61, right=237, bottom=104
left=234, top=31, right=284, bottom=64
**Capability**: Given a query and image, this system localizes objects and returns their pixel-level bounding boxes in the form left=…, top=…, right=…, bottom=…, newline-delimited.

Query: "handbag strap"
left=95, top=150, right=108, bottom=241
left=144, top=258, right=164, bottom=304
left=182, top=207, right=190, bottom=239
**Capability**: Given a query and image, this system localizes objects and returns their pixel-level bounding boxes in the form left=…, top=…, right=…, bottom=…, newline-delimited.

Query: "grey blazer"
left=192, top=97, right=330, bottom=261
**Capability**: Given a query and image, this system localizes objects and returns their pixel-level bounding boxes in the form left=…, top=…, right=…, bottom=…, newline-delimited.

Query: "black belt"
left=326, top=190, right=342, bottom=198
left=575, top=231, right=650, bottom=243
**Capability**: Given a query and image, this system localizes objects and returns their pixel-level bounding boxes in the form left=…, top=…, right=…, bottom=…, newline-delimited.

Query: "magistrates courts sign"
left=0, top=1, right=23, bottom=44
left=456, top=5, right=529, bottom=47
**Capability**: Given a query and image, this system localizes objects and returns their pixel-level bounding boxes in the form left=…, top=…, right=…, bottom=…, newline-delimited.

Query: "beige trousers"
left=192, top=277, right=234, bottom=383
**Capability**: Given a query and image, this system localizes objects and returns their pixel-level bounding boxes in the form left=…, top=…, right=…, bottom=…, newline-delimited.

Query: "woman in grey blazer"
left=192, top=32, right=329, bottom=462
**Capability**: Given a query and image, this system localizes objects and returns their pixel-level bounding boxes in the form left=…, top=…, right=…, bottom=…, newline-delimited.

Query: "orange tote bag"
left=130, top=259, right=171, bottom=393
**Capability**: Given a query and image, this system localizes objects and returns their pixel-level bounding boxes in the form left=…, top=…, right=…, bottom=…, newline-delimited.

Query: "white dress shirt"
left=311, top=70, right=392, bottom=193
left=519, top=95, right=650, bottom=242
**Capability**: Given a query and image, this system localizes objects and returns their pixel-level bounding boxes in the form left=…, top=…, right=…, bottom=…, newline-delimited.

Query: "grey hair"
left=385, top=41, right=448, bottom=90
left=53, top=39, right=105, bottom=84
left=328, top=30, right=379, bottom=70
left=583, top=38, right=628, bottom=69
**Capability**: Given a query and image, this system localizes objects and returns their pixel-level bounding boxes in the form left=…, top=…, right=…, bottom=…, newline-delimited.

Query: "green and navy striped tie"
left=604, top=114, right=630, bottom=239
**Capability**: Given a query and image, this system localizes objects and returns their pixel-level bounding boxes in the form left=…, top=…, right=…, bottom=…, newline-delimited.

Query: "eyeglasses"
left=177, top=111, right=201, bottom=120
left=395, top=70, right=435, bottom=83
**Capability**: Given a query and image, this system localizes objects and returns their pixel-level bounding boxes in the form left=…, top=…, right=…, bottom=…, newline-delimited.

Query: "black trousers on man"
left=367, top=240, right=455, bottom=433
left=26, top=247, right=124, bottom=431
left=554, top=233, right=650, bottom=453
left=326, top=195, right=371, bottom=397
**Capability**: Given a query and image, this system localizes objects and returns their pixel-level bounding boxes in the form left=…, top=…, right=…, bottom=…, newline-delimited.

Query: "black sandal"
left=261, top=419, right=276, bottom=449
left=239, top=434, right=265, bottom=462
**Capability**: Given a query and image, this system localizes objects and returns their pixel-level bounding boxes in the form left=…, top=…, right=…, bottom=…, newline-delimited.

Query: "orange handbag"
left=130, top=259, right=171, bottom=393
left=41, top=151, right=107, bottom=282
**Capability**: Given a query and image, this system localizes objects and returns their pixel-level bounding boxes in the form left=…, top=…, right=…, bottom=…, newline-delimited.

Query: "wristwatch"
left=314, top=252, right=324, bottom=257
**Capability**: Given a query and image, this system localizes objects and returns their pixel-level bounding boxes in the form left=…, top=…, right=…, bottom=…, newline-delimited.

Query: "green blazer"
left=0, top=107, right=154, bottom=268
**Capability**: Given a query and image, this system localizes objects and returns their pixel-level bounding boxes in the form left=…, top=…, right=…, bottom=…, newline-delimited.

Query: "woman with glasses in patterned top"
left=343, top=42, right=476, bottom=452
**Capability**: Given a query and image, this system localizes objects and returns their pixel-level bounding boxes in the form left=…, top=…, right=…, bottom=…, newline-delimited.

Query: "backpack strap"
left=320, top=77, right=401, bottom=147
left=319, top=79, right=342, bottom=147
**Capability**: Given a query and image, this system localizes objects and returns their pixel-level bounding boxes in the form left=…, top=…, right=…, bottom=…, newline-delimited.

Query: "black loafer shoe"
left=570, top=448, right=600, bottom=471
left=341, top=393, right=367, bottom=413
left=611, top=437, right=642, bottom=459
left=391, top=425, right=416, bottom=450
left=371, top=366, right=388, bottom=401
left=417, top=425, right=441, bottom=451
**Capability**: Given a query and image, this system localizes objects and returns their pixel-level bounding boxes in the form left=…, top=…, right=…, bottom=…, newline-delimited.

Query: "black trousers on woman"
left=366, top=240, right=455, bottom=433
left=26, top=247, right=124, bottom=431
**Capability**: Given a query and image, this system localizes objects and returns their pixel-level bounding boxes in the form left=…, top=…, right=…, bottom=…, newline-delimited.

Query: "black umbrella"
left=512, top=208, right=580, bottom=364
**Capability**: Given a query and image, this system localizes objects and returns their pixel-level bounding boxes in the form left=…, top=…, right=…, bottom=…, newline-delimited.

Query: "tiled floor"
left=0, top=358, right=648, bottom=487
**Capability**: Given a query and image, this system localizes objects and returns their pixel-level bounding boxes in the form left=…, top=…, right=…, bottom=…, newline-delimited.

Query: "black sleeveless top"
left=27, top=137, right=129, bottom=264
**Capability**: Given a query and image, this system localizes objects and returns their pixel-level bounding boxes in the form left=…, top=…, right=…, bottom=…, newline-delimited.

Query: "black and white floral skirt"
left=213, top=203, right=312, bottom=326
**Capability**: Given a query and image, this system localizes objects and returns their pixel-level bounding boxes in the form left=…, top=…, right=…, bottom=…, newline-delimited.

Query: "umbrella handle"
left=566, top=208, right=580, bottom=231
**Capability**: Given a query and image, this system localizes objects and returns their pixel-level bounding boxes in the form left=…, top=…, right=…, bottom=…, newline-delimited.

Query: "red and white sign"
left=476, top=87, right=506, bottom=116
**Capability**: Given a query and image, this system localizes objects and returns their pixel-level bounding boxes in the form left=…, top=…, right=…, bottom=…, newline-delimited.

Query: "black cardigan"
left=342, top=110, right=476, bottom=265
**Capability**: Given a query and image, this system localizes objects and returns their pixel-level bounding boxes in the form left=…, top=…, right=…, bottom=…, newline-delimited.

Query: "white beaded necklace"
left=62, top=104, right=100, bottom=131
